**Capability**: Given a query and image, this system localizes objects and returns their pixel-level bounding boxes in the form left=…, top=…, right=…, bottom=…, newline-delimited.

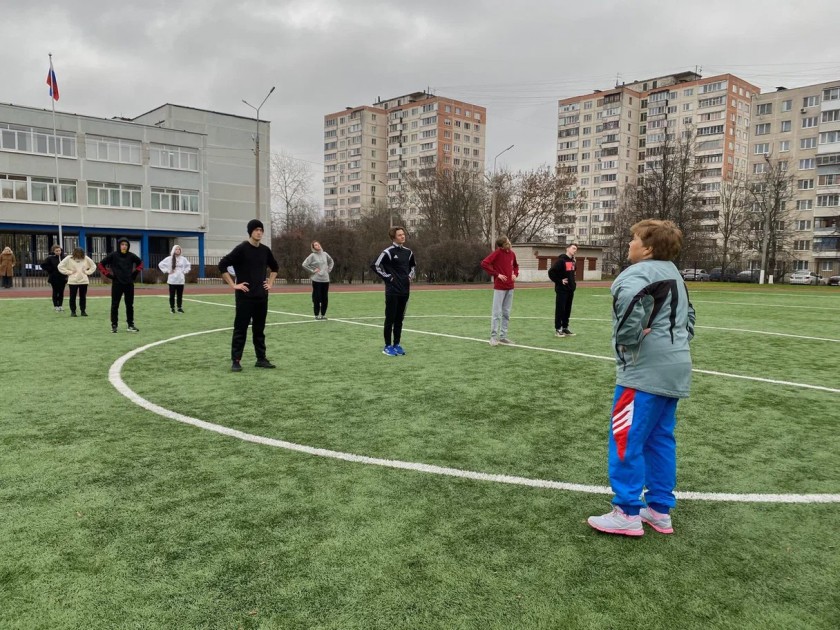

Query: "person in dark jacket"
left=372, top=226, right=416, bottom=356
left=219, top=219, right=279, bottom=372
left=548, top=243, right=578, bottom=337
left=98, top=237, right=143, bottom=333
left=481, top=236, right=519, bottom=346
left=41, top=244, right=67, bottom=312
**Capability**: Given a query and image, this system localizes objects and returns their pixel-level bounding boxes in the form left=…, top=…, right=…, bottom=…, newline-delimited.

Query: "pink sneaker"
left=640, top=506, right=674, bottom=534
left=587, top=506, right=644, bottom=536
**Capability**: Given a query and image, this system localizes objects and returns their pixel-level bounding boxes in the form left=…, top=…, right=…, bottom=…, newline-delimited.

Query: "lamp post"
left=490, top=144, right=514, bottom=247
left=242, top=86, right=275, bottom=223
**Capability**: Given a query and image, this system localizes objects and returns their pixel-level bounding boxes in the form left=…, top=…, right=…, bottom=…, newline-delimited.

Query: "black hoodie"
left=98, top=239, right=143, bottom=285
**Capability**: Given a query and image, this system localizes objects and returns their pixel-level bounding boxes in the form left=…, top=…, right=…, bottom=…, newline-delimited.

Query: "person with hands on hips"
left=372, top=226, right=416, bottom=357
left=98, top=237, right=143, bottom=333
left=302, top=240, right=334, bottom=320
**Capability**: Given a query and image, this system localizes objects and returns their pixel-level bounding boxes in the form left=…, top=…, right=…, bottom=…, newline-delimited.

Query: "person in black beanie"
left=41, top=244, right=67, bottom=312
left=98, top=237, right=143, bottom=333
left=219, top=219, right=279, bottom=372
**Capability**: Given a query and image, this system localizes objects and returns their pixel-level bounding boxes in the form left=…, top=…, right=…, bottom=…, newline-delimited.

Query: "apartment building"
left=750, top=81, right=840, bottom=277
left=556, top=72, right=758, bottom=249
left=323, top=92, right=486, bottom=228
left=0, top=102, right=269, bottom=274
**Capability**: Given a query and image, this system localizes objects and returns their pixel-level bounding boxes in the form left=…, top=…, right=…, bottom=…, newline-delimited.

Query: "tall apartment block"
left=750, top=81, right=840, bottom=277
left=323, top=92, right=486, bottom=228
left=556, top=72, right=758, bottom=249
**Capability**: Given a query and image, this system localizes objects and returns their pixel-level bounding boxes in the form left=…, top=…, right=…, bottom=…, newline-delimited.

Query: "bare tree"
left=404, top=167, right=486, bottom=242
left=717, top=173, right=752, bottom=272
left=270, top=152, right=317, bottom=231
left=748, top=156, right=796, bottom=279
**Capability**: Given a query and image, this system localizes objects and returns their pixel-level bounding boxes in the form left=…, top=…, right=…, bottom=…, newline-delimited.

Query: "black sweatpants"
left=111, top=283, right=135, bottom=327
left=231, top=294, right=269, bottom=361
left=69, top=284, right=88, bottom=314
left=311, top=281, right=329, bottom=316
left=50, top=279, right=67, bottom=307
left=169, top=284, right=184, bottom=309
left=383, top=293, right=409, bottom=346
left=554, top=289, right=575, bottom=330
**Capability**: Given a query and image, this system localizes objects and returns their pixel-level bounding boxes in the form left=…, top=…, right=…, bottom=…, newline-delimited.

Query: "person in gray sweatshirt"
left=302, top=240, right=335, bottom=320
left=588, top=219, right=695, bottom=538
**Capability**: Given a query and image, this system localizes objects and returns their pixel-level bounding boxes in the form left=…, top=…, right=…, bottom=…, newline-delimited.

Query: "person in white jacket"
left=158, top=245, right=192, bottom=313
left=58, top=248, right=96, bottom=317
left=301, top=240, right=334, bottom=320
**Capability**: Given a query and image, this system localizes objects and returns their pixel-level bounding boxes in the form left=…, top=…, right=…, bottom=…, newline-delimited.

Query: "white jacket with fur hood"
left=158, top=246, right=192, bottom=285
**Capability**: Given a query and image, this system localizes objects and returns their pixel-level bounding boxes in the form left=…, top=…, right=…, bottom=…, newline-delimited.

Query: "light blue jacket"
left=611, top=259, right=695, bottom=398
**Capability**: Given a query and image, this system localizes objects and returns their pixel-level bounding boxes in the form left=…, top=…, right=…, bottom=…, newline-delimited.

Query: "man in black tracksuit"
left=98, top=237, right=143, bottom=333
left=41, top=244, right=67, bottom=311
left=548, top=243, right=578, bottom=337
left=372, top=225, right=416, bottom=356
left=219, top=219, right=279, bottom=372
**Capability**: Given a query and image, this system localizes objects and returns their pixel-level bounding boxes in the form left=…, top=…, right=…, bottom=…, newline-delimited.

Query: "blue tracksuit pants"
left=608, top=386, right=679, bottom=515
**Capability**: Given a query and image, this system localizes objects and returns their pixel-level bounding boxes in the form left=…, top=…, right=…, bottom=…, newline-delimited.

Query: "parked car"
left=681, top=268, right=710, bottom=281
left=828, top=275, right=840, bottom=286
left=709, top=267, right=740, bottom=282
left=736, top=270, right=761, bottom=283
left=787, top=270, right=826, bottom=285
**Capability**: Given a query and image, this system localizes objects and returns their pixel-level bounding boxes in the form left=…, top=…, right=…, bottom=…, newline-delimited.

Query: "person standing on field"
left=58, top=248, right=96, bottom=317
left=219, top=219, right=279, bottom=372
left=302, top=240, right=334, bottom=320
left=0, top=246, right=16, bottom=289
left=481, top=235, right=519, bottom=346
left=372, top=226, right=416, bottom=356
left=549, top=243, right=578, bottom=337
left=98, top=238, right=143, bottom=333
left=41, top=244, right=67, bottom=312
left=588, top=219, right=695, bottom=538
left=158, top=244, right=192, bottom=314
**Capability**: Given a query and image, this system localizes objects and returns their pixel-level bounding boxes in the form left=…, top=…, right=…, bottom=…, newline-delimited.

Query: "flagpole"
left=49, top=53, right=63, bottom=247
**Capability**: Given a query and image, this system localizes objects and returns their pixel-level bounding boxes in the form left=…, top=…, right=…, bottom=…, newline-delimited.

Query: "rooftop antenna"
left=615, top=73, right=622, bottom=87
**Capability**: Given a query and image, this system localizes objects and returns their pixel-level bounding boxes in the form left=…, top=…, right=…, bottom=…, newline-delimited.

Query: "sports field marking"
left=109, top=326, right=840, bottom=504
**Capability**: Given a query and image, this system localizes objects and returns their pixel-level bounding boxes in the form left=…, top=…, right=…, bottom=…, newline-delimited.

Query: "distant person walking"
left=372, top=226, right=416, bottom=356
left=41, top=244, right=67, bottom=311
left=98, top=238, right=143, bottom=333
left=481, top=236, right=519, bottom=346
left=302, top=240, right=334, bottom=320
left=219, top=219, right=279, bottom=372
left=58, top=248, right=96, bottom=317
left=158, top=244, right=192, bottom=313
left=0, top=246, right=16, bottom=289
left=548, top=243, right=578, bottom=337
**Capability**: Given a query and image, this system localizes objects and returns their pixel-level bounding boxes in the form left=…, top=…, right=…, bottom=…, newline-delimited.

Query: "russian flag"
left=46, top=63, right=59, bottom=101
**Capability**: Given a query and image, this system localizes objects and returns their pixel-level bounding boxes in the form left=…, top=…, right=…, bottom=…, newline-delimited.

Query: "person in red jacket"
left=481, top=236, right=519, bottom=346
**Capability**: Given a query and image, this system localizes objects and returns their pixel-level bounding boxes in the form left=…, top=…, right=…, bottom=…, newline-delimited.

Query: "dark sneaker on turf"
left=231, top=360, right=242, bottom=372
left=111, top=325, right=118, bottom=333
left=127, top=325, right=139, bottom=332
left=177, top=308, right=184, bottom=313
left=393, top=344, right=406, bottom=355
left=70, top=312, right=77, bottom=317
left=254, top=359, right=276, bottom=368
left=81, top=311, right=88, bottom=317
left=562, top=328, right=575, bottom=336
left=498, top=338, right=515, bottom=345
left=640, top=507, right=674, bottom=534
left=171, top=308, right=176, bottom=314
left=382, top=345, right=397, bottom=356
left=555, top=329, right=566, bottom=337
left=587, top=506, right=644, bottom=537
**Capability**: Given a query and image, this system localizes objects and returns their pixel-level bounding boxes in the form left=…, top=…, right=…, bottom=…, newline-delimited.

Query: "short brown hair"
left=630, top=219, right=683, bottom=261
left=495, top=235, right=510, bottom=248
left=389, top=225, right=406, bottom=240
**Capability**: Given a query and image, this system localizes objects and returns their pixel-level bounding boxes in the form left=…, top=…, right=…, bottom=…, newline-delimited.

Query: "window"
left=802, top=116, right=818, bottom=129
left=85, top=135, right=142, bottom=164
left=803, top=95, right=819, bottom=108
left=755, top=123, right=770, bottom=135
left=797, top=220, right=812, bottom=230
left=797, top=200, right=813, bottom=210
left=822, top=109, right=840, bottom=123
left=88, top=182, right=141, bottom=208
left=797, top=179, right=814, bottom=190
left=819, top=130, right=840, bottom=145
left=0, top=123, right=76, bottom=157
left=756, top=103, right=772, bottom=115
left=754, top=143, right=770, bottom=155
left=780, top=120, right=791, bottom=132
left=1, top=174, right=76, bottom=204
left=779, top=140, right=790, bottom=152
left=799, top=158, right=815, bottom=170
left=823, top=87, right=840, bottom=101
left=149, top=144, right=199, bottom=171
left=753, top=163, right=768, bottom=174
left=818, top=174, right=838, bottom=186
left=793, top=240, right=811, bottom=251
left=781, top=99, right=792, bottom=112
left=800, top=137, right=817, bottom=150
left=151, top=187, right=198, bottom=212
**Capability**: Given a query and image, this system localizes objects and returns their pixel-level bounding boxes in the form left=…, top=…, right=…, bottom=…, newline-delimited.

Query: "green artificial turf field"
left=1, top=284, right=839, bottom=629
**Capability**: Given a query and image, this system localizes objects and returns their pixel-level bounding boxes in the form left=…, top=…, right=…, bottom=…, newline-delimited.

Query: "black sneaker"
left=111, top=325, right=118, bottom=333
left=562, top=328, right=575, bottom=336
left=70, top=312, right=77, bottom=317
left=254, top=358, right=276, bottom=369
left=177, top=308, right=184, bottom=313
left=231, top=360, right=242, bottom=372
left=127, top=325, right=139, bottom=333
left=171, top=308, right=176, bottom=314
left=81, top=311, right=88, bottom=317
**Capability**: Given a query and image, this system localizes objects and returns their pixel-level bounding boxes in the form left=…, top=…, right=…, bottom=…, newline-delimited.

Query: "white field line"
left=109, top=325, right=840, bottom=503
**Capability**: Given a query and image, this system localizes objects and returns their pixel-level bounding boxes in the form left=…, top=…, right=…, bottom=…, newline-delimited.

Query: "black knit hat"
left=247, top=219, right=264, bottom=236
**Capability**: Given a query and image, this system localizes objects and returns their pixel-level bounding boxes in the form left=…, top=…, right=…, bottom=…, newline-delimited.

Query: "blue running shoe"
left=393, top=344, right=405, bottom=355
left=382, top=345, right=398, bottom=356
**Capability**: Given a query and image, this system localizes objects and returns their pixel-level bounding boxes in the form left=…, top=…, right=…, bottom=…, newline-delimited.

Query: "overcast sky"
left=5, top=0, right=840, bottom=208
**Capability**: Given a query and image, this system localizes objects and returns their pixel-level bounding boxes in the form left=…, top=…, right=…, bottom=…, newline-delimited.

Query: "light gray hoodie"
left=302, top=248, right=334, bottom=283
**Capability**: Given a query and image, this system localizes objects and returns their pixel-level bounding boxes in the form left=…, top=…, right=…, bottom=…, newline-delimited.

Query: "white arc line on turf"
left=109, top=326, right=840, bottom=503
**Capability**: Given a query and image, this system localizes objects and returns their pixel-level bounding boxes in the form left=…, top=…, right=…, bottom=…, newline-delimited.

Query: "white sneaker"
left=489, top=338, right=499, bottom=346
left=640, top=506, right=674, bottom=534
left=587, top=506, right=644, bottom=536
left=555, top=329, right=566, bottom=337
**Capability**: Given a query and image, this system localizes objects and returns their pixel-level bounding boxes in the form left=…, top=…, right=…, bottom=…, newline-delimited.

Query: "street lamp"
left=242, top=86, right=275, bottom=223
left=490, top=144, right=514, bottom=247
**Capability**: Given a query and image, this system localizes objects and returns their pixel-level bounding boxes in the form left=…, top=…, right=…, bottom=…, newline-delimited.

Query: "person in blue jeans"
left=372, top=226, right=416, bottom=357
left=588, top=219, right=695, bottom=537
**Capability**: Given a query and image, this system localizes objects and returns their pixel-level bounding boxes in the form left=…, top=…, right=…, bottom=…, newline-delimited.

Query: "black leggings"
left=311, top=281, right=329, bottom=316
left=383, top=293, right=409, bottom=346
left=69, top=284, right=88, bottom=313
left=231, top=295, right=268, bottom=361
left=50, top=280, right=66, bottom=307
left=169, top=284, right=185, bottom=309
